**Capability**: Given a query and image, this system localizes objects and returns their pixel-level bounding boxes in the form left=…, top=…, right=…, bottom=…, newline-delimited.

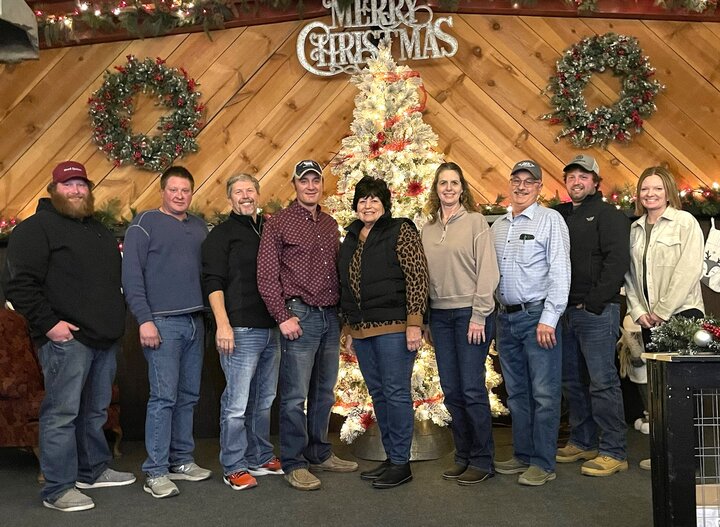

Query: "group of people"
left=0, top=153, right=704, bottom=511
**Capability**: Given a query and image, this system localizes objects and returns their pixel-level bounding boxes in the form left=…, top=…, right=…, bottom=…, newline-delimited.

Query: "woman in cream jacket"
left=624, top=166, right=704, bottom=470
left=624, top=166, right=704, bottom=334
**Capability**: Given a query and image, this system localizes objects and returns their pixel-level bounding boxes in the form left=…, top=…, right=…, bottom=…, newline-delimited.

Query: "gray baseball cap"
left=511, top=160, right=542, bottom=181
left=563, top=154, right=600, bottom=175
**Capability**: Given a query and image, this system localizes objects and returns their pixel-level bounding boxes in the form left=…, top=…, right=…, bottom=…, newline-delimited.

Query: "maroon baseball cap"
left=52, top=161, right=91, bottom=185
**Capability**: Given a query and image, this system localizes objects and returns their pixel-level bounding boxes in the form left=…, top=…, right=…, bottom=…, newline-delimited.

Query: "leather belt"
left=287, top=297, right=332, bottom=312
left=498, top=299, right=545, bottom=314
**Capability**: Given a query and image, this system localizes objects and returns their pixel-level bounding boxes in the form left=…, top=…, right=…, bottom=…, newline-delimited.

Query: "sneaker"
left=494, top=457, right=529, bottom=475
left=457, top=467, right=494, bottom=486
left=76, top=468, right=136, bottom=489
left=167, top=462, right=212, bottom=481
left=285, top=468, right=321, bottom=491
left=639, top=458, right=651, bottom=471
left=143, top=475, right=180, bottom=499
left=556, top=444, right=599, bottom=463
left=442, top=463, right=468, bottom=480
left=640, top=422, right=650, bottom=434
left=310, top=453, right=358, bottom=473
left=248, top=457, right=284, bottom=476
left=581, top=455, right=629, bottom=477
left=223, top=471, right=257, bottom=491
left=43, top=488, right=95, bottom=512
left=518, top=465, right=556, bottom=486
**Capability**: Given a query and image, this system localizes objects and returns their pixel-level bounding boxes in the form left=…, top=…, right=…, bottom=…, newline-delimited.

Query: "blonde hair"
left=424, top=162, right=479, bottom=224
left=634, top=166, right=682, bottom=216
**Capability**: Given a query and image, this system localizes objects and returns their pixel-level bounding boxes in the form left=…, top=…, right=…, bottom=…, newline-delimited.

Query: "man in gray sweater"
left=122, top=166, right=210, bottom=499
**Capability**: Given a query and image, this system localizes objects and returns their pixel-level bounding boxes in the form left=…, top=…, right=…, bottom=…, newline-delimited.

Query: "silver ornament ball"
left=694, top=329, right=713, bottom=347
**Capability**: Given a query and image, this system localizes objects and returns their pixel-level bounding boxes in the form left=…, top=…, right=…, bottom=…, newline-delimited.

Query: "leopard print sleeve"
left=396, top=221, right=429, bottom=326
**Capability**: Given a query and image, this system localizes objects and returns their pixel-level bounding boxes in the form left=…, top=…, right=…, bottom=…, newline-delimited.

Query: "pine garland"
left=541, top=33, right=663, bottom=149
left=88, top=56, right=205, bottom=172
left=649, top=316, right=720, bottom=355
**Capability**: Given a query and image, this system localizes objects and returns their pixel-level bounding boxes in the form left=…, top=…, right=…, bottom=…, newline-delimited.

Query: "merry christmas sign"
left=297, top=0, right=458, bottom=76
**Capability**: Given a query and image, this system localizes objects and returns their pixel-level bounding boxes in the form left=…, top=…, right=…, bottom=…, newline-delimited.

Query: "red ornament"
left=702, top=322, right=720, bottom=340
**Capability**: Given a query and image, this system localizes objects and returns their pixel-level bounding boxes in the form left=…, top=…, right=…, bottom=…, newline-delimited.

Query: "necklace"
left=249, top=216, right=262, bottom=237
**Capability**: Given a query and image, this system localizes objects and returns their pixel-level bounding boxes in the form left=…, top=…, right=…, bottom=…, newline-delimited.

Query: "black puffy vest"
left=338, top=214, right=413, bottom=324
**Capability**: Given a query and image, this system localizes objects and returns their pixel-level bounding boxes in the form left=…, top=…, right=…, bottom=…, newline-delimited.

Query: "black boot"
left=360, top=459, right=392, bottom=480
left=372, top=462, right=412, bottom=489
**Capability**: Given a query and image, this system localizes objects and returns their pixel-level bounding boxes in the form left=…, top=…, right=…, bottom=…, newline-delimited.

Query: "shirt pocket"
left=517, top=239, right=541, bottom=264
left=654, top=234, right=682, bottom=267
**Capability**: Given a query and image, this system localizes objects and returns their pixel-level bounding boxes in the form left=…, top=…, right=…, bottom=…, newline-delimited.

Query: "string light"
left=37, top=0, right=237, bottom=45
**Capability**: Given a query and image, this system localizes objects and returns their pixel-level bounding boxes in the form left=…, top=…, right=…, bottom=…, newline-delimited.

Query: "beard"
left=50, top=189, right=95, bottom=219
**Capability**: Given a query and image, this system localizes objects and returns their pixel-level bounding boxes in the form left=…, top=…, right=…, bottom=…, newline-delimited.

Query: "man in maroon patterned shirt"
left=257, top=159, right=358, bottom=491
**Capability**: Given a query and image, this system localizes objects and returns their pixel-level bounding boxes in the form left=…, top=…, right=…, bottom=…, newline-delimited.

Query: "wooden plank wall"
left=1, top=15, right=719, bottom=219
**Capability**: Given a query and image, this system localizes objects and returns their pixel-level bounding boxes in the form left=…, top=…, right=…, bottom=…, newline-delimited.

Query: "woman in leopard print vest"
left=339, top=176, right=429, bottom=489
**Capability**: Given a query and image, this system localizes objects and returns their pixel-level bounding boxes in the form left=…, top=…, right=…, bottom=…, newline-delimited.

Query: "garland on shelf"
left=541, top=33, right=663, bottom=149
left=89, top=56, right=205, bottom=172
left=36, top=0, right=240, bottom=47
left=594, top=182, right=720, bottom=217
left=5, top=182, right=720, bottom=241
left=34, top=0, right=719, bottom=47
left=648, top=316, right=720, bottom=355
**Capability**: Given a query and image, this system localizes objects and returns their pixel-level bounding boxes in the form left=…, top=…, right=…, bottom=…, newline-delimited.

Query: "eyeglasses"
left=510, top=178, right=540, bottom=188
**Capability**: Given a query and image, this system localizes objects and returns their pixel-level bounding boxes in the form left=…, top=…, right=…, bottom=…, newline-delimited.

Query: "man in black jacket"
left=2, top=161, right=135, bottom=512
left=201, top=174, right=282, bottom=492
left=553, top=155, right=631, bottom=477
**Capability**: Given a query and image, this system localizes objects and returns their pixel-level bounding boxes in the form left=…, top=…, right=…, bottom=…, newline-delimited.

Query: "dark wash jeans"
left=278, top=299, right=340, bottom=473
left=353, top=331, right=416, bottom=465
left=431, top=307, right=496, bottom=472
left=561, top=303, right=626, bottom=460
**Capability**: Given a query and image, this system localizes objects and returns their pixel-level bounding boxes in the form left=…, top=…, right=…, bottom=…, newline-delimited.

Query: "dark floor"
left=0, top=426, right=652, bottom=527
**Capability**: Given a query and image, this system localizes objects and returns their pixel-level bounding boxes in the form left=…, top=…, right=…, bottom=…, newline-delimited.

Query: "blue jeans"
left=353, top=332, right=416, bottom=465
left=278, top=300, right=340, bottom=472
left=37, top=338, right=118, bottom=501
left=142, top=313, right=204, bottom=477
left=219, top=327, right=281, bottom=474
left=561, top=303, right=626, bottom=460
left=431, top=308, right=496, bottom=472
left=496, top=306, right=562, bottom=472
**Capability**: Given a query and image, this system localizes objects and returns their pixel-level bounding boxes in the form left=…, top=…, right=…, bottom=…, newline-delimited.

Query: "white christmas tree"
left=328, top=45, right=508, bottom=443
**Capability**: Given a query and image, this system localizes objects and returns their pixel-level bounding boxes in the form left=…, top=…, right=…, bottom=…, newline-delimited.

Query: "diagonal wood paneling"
left=1, top=15, right=719, bottom=220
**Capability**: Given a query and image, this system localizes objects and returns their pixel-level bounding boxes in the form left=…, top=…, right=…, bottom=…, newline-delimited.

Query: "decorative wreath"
left=541, top=33, right=663, bottom=149
left=88, top=56, right=205, bottom=172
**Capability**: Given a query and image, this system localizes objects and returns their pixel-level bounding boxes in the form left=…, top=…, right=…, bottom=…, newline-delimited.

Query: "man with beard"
left=122, top=166, right=210, bottom=499
left=491, top=160, right=570, bottom=486
left=201, top=174, right=282, bottom=491
left=2, top=161, right=135, bottom=512
left=553, top=155, right=630, bottom=477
